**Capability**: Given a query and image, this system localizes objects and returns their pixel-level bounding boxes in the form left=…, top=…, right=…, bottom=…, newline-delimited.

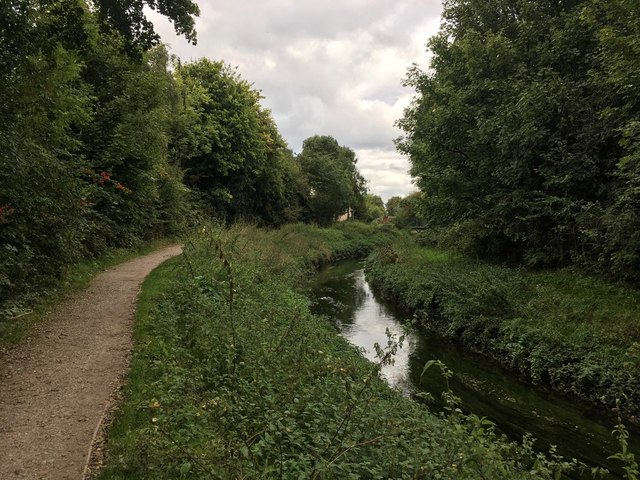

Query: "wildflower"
left=98, top=171, right=111, bottom=186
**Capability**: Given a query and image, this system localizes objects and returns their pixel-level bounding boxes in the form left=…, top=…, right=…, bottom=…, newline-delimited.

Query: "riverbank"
left=312, top=260, right=640, bottom=478
left=98, top=223, right=573, bottom=479
left=365, top=238, right=640, bottom=420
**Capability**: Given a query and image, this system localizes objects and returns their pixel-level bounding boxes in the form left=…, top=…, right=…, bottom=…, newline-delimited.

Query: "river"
left=308, top=260, right=640, bottom=479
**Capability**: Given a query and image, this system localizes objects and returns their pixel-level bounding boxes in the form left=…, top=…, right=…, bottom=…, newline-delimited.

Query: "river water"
left=308, top=260, right=640, bottom=479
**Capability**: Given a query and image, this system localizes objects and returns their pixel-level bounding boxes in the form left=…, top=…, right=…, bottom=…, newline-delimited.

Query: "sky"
left=148, top=1, right=443, bottom=202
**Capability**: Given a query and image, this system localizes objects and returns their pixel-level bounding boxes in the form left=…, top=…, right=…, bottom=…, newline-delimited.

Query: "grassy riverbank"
left=365, top=238, right=640, bottom=419
left=99, top=223, right=573, bottom=479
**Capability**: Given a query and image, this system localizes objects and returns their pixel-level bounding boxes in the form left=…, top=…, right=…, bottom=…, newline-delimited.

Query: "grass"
left=365, top=237, right=640, bottom=417
left=0, top=237, right=177, bottom=348
left=100, top=254, right=184, bottom=462
left=98, top=223, right=575, bottom=479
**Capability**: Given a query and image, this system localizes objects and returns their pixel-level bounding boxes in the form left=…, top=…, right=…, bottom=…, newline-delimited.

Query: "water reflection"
left=309, top=260, right=640, bottom=479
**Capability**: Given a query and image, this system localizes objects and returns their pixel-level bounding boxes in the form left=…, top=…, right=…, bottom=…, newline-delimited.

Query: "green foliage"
left=0, top=0, right=93, bottom=306
left=298, top=135, right=367, bottom=225
left=0, top=0, right=373, bottom=325
left=366, top=239, right=640, bottom=417
left=0, top=1, right=189, bottom=321
left=100, top=224, right=573, bottom=479
left=385, top=195, right=402, bottom=216
left=93, top=0, right=199, bottom=50
left=359, top=193, right=385, bottom=223
left=397, top=0, right=640, bottom=280
left=391, top=192, right=425, bottom=229
left=174, top=59, right=302, bottom=225
left=82, top=41, right=189, bottom=249
left=610, top=400, right=640, bottom=480
left=585, top=0, right=640, bottom=283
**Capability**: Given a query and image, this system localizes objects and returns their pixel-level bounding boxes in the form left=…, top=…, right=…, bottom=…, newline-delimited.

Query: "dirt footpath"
left=0, top=245, right=182, bottom=480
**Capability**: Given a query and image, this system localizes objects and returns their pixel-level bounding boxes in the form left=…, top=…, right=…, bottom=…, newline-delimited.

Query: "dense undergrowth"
left=365, top=237, right=640, bottom=419
left=99, top=222, right=575, bottom=479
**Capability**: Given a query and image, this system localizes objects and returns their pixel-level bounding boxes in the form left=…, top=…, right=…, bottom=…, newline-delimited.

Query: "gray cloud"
left=148, top=0, right=442, bottom=200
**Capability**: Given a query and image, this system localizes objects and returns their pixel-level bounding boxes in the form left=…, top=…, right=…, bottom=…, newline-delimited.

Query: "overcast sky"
left=148, top=1, right=443, bottom=201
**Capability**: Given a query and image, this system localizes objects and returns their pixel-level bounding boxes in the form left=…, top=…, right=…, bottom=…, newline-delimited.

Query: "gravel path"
left=0, top=245, right=182, bottom=480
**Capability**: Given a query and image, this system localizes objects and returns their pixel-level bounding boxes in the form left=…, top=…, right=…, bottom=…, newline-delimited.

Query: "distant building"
left=337, top=208, right=352, bottom=222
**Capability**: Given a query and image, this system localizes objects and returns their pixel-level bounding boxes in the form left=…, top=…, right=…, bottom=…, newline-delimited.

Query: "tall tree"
left=297, top=135, right=365, bottom=225
left=586, top=0, right=640, bottom=280
left=0, top=0, right=190, bottom=306
left=361, top=193, right=385, bottom=223
left=0, top=0, right=93, bottom=296
left=398, top=0, right=640, bottom=279
left=385, top=196, right=403, bottom=217
left=174, top=59, right=300, bottom=224
left=94, top=0, right=199, bottom=50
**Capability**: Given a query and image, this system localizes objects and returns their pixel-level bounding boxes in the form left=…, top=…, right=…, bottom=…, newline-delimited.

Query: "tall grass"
left=99, top=223, right=574, bottom=479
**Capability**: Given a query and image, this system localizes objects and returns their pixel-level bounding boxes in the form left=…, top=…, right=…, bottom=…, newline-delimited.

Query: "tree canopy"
left=398, top=0, right=640, bottom=282
left=297, top=135, right=367, bottom=225
left=94, top=0, right=199, bottom=50
left=0, top=1, right=375, bottom=310
left=0, top=0, right=376, bottom=313
left=385, top=196, right=403, bottom=217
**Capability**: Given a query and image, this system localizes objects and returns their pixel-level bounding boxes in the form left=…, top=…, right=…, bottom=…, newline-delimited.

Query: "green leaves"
left=421, top=359, right=438, bottom=379
left=0, top=3, right=188, bottom=311
left=298, top=135, right=366, bottom=225
left=366, top=238, right=640, bottom=418
left=94, top=0, right=199, bottom=51
left=175, top=59, right=301, bottom=225
left=398, top=0, right=640, bottom=281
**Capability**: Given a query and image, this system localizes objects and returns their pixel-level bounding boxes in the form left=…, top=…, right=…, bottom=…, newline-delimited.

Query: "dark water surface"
left=308, top=260, right=640, bottom=479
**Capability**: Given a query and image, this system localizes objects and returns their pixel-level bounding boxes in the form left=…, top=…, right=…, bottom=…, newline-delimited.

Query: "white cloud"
left=147, top=0, right=442, bottom=199
left=356, top=148, right=417, bottom=201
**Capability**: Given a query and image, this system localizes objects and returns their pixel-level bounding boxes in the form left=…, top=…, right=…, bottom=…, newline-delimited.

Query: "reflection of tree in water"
left=312, top=263, right=415, bottom=392
left=309, top=262, right=364, bottom=325
left=350, top=271, right=368, bottom=314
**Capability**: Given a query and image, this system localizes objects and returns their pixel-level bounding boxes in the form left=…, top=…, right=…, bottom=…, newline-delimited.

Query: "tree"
left=397, top=0, right=640, bottom=279
left=0, top=0, right=190, bottom=306
left=81, top=40, right=188, bottom=247
left=585, top=0, right=640, bottom=281
left=0, top=0, right=93, bottom=298
left=173, top=59, right=301, bottom=225
left=385, top=196, right=403, bottom=217
left=360, top=194, right=385, bottom=223
left=393, top=193, right=424, bottom=229
left=297, top=136, right=366, bottom=225
left=94, top=0, right=199, bottom=50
